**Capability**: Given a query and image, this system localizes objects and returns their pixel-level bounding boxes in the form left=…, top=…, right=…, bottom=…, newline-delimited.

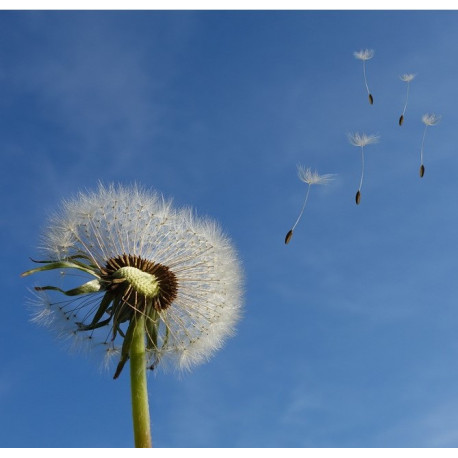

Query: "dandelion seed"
left=354, top=49, right=375, bottom=105
left=399, top=73, right=416, bottom=126
left=285, top=166, right=335, bottom=244
left=348, top=133, right=379, bottom=205
left=284, top=229, right=293, bottom=245
left=22, top=183, right=243, bottom=447
left=419, top=164, right=425, bottom=178
left=419, top=113, right=441, bottom=178
left=355, top=190, right=361, bottom=205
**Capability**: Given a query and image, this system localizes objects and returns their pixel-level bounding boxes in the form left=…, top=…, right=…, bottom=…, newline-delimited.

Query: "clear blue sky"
left=2, top=10, right=458, bottom=447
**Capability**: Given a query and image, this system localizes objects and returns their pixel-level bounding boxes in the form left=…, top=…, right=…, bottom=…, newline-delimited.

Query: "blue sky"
left=2, top=10, right=458, bottom=447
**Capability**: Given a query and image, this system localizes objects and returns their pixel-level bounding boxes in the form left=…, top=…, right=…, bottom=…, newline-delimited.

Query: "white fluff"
left=33, top=183, right=243, bottom=373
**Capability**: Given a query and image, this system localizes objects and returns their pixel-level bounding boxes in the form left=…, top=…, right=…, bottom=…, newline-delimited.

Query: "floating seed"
left=285, top=229, right=293, bottom=245
left=355, top=190, right=361, bottom=205
left=399, top=115, right=404, bottom=126
left=419, top=164, right=425, bottom=178
left=368, top=94, right=374, bottom=105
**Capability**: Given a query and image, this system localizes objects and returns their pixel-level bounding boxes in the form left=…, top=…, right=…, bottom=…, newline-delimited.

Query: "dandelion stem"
left=130, top=313, right=152, bottom=448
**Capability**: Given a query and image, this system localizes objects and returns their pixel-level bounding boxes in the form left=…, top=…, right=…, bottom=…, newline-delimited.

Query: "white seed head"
left=422, top=113, right=441, bottom=126
left=400, top=73, right=416, bottom=82
left=348, top=132, right=380, bottom=147
left=297, top=165, right=335, bottom=186
left=353, top=49, right=374, bottom=61
left=30, top=183, right=243, bottom=373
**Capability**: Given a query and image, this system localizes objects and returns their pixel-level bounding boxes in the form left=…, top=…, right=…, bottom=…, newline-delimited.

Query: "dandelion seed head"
left=25, top=183, right=243, bottom=374
left=348, top=132, right=380, bottom=147
left=354, top=49, right=374, bottom=61
left=297, top=166, right=335, bottom=186
left=400, top=73, right=416, bottom=82
left=422, top=113, right=441, bottom=126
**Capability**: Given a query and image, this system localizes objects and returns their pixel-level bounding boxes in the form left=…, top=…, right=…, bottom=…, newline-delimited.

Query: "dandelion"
left=354, top=49, right=375, bottom=105
left=22, top=183, right=243, bottom=447
left=348, top=133, right=379, bottom=204
left=399, top=74, right=416, bottom=126
left=285, top=166, right=335, bottom=244
left=419, top=113, right=441, bottom=177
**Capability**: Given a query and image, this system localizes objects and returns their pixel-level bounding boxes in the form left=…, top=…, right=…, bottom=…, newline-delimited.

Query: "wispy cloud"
left=10, top=14, right=193, bottom=180
left=24, top=38, right=156, bottom=148
left=374, top=400, right=458, bottom=447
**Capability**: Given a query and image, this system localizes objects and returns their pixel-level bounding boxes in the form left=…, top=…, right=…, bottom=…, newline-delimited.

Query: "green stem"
left=130, top=314, right=153, bottom=448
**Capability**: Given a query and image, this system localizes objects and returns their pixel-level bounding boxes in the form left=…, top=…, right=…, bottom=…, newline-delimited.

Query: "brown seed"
left=419, top=164, right=425, bottom=178
left=285, top=229, right=293, bottom=244
left=355, top=190, right=361, bottom=205
left=399, top=115, right=404, bottom=126
left=368, top=93, right=374, bottom=105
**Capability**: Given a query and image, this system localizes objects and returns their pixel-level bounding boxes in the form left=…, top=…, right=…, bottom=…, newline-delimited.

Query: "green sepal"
left=21, top=260, right=99, bottom=278
left=118, top=303, right=134, bottom=324
left=113, top=318, right=137, bottom=379
left=76, top=291, right=114, bottom=331
left=89, top=291, right=114, bottom=326
left=111, top=296, right=123, bottom=341
left=145, top=305, right=159, bottom=352
left=147, top=309, right=164, bottom=371
left=77, top=316, right=112, bottom=332
left=161, top=311, right=170, bottom=350
left=30, top=254, right=97, bottom=268
left=35, top=279, right=102, bottom=296
left=111, top=296, right=133, bottom=341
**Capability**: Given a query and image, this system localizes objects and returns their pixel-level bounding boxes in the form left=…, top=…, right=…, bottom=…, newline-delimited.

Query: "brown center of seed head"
left=101, top=254, right=178, bottom=311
